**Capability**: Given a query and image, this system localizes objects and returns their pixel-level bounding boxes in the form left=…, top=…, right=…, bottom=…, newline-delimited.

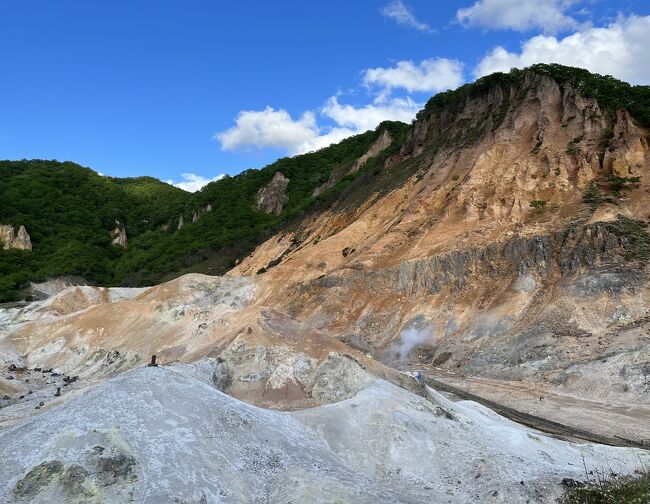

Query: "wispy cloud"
left=457, top=0, right=581, bottom=34
left=167, top=173, right=226, bottom=192
left=380, top=0, right=434, bottom=32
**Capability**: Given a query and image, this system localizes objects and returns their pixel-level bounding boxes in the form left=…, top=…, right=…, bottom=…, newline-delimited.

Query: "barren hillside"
left=1, top=65, right=649, bottom=503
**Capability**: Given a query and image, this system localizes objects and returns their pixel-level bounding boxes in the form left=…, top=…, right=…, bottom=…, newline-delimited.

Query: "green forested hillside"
left=0, top=161, right=188, bottom=300
left=114, top=121, right=409, bottom=285
left=0, top=122, right=408, bottom=300
left=3, top=64, right=648, bottom=302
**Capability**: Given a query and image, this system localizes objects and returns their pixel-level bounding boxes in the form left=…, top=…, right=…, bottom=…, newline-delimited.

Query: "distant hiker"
left=55, top=387, right=61, bottom=397
left=415, top=372, right=422, bottom=382
left=148, top=355, right=158, bottom=367
left=539, top=396, right=544, bottom=401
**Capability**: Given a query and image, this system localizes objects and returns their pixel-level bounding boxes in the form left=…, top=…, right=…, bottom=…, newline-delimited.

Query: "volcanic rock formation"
left=1, top=66, right=650, bottom=503
left=0, top=224, right=32, bottom=251
left=110, top=221, right=128, bottom=248
left=256, top=172, right=289, bottom=215
left=230, top=69, right=650, bottom=442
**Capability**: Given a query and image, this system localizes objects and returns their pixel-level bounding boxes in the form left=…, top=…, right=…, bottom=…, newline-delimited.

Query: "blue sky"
left=1, top=0, right=649, bottom=191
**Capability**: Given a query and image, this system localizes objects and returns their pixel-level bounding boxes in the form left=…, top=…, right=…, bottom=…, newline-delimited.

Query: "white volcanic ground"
left=0, top=366, right=648, bottom=504
left=0, top=276, right=649, bottom=503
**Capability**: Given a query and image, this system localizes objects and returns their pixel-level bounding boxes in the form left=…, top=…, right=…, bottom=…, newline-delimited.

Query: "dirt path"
left=416, top=370, right=650, bottom=449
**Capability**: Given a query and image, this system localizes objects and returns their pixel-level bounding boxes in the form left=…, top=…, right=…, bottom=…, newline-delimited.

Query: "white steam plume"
left=387, top=324, right=436, bottom=361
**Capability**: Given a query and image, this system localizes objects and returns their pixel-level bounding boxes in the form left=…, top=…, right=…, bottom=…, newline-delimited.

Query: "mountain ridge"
left=1, top=64, right=650, bottom=501
left=221, top=63, right=650, bottom=442
left=1, top=64, right=649, bottom=303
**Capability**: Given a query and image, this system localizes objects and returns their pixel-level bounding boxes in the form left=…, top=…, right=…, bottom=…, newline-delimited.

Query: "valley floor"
left=425, top=371, right=650, bottom=446
left=1, top=275, right=649, bottom=503
left=2, top=366, right=649, bottom=504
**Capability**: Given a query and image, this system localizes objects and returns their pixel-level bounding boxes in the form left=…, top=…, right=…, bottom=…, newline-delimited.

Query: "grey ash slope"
left=2, top=367, right=648, bottom=504
left=1, top=367, right=402, bottom=504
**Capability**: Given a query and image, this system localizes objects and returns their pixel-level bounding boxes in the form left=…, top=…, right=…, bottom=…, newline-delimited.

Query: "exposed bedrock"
left=292, top=222, right=633, bottom=301
left=278, top=221, right=649, bottom=409
left=0, top=224, right=32, bottom=251
left=255, top=172, right=290, bottom=215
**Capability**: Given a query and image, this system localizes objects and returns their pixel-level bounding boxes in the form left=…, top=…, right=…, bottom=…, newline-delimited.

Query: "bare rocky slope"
left=228, top=68, right=650, bottom=443
left=0, top=224, right=32, bottom=251
left=1, top=65, right=650, bottom=502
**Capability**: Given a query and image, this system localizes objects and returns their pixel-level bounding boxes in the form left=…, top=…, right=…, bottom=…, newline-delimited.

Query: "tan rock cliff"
left=255, top=172, right=289, bottom=215
left=0, top=224, right=32, bottom=251
left=110, top=221, right=128, bottom=248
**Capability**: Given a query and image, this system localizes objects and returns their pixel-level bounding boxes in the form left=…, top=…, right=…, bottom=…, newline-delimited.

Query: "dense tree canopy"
left=0, top=123, right=408, bottom=301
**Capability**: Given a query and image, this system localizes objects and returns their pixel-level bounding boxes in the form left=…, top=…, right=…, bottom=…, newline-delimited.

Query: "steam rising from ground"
left=385, top=317, right=436, bottom=361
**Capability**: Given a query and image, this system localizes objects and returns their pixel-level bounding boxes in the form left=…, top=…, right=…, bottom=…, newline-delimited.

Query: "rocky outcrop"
left=350, top=129, right=392, bottom=174
left=110, top=222, right=128, bottom=248
left=392, top=223, right=630, bottom=295
left=14, top=226, right=31, bottom=250
left=0, top=224, right=32, bottom=251
left=177, top=214, right=184, bottom=230
left=604, top=109, right=649, bottom=177
left=192, top=203, right=212, bottom=223
left=311, top=174, right=338, bottom=198
left=255, top=172, right=289, bottom=215
left=312, top=130, right=393, bottom=197
left=0, top=225, right=18, bottom=249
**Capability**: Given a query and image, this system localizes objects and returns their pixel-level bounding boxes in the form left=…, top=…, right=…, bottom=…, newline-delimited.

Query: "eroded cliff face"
left=1, top=69, right=649, bottom=446
left=230, top=70, right=650, bottom=421
left=110, top=221, right=128, bottom=248
left=255, top=171, right=290, bottom=215
left=0, top=225, right=32, bottom=251
left=235, top=72, right=649, bottom=277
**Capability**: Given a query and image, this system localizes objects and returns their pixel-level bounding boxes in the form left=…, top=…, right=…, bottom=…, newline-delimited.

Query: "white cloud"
left=214, top=96, right=422, bottom=156
left=457, top=0, right=580, bottom=33
left=216, top=107, right=325, bottom=155
left=474, top=15, right=650, bottom=84
left=215, top=106, right=358, bottom=155
left=380, top=0, right=433, bottom=32
left=214, top=57, right=464, bottom=156
left=322, top=96, right=421, bottom=132
left=363, top=58, right=464, bottom=94
left=167, top=173, right=226, bottom=192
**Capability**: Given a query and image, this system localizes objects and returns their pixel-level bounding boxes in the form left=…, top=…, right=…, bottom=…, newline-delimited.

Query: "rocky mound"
left=1, top=366, right=647, bottom=504
left=0, top=273, right=421, bottom=429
